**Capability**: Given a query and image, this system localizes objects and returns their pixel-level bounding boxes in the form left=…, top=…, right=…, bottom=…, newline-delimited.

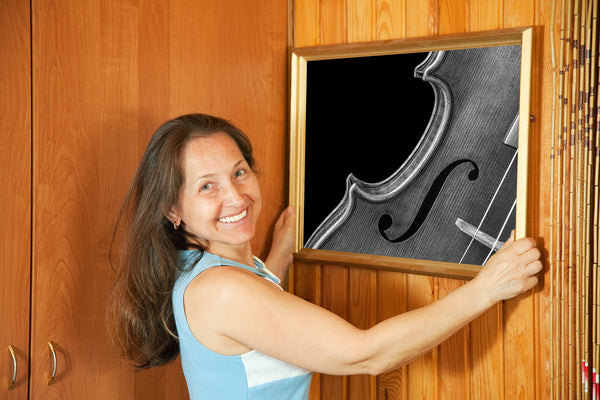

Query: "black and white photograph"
left=291, top=33, right=532, bottom=269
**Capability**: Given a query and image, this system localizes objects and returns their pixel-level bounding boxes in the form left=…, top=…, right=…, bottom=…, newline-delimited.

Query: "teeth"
left=219, top=209, right=247, bottom=223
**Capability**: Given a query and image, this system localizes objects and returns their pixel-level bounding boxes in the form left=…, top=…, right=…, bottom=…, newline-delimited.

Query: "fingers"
left=520, top=275, right=539, bottom=293
left=523, top=259, right=543, bottom=276
left=271, top=206, right=297, bottom=253
left=274, top=205, right=295, bottom=229
left=498, top=235, right=537, bottom=258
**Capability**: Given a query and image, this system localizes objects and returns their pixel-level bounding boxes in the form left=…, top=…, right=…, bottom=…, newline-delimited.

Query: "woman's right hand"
left=470, top=232, right=542, bottom=307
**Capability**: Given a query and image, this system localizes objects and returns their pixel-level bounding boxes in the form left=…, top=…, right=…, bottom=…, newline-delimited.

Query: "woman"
left=109, top=113, right=542, bottom=400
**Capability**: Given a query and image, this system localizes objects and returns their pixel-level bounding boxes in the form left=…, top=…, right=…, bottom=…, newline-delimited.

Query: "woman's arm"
left=185, top=233, right=542, bottom=376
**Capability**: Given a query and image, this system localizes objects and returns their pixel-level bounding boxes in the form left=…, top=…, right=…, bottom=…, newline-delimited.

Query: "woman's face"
left=170, top=133, right=261, bottom=254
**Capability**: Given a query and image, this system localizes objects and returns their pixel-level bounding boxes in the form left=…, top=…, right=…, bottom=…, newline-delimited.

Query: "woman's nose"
left=222, top=183, right=244, bottom=206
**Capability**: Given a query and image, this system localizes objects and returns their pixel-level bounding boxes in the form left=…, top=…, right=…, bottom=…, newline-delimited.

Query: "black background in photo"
left=303, top=52, right=435, bottom=244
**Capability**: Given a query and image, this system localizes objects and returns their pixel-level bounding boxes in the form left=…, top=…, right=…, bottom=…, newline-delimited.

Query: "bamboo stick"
left=582, top=1, right=595, bottom=396
left=559, top=0, right=570, bottom=396
left=576, top=2, right=590, bottom=397
left=569, top=2, right=580, bottom=397
left=551, top=0, right=559, bottom=397
left=588, top=1, right=600, bottom=397
left=592, top=0, right=600, bottom=390
left=560, top=1, right=572, bottom=396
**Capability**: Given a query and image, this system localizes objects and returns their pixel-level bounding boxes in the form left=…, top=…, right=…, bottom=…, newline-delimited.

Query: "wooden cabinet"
left=2, top=0, right=287, bottom=398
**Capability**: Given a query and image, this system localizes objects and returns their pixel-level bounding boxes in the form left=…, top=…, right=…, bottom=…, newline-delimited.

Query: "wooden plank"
left=437, top=279, right=470, bottom=399
left=294, top=0, right=321, bottom=47
left=470, top=304, right=504, bottom=399
left=502, top=3, right=537, bottom=399
left=503, top=0, right=536, bottom=28
left=406, top=275, right=437, bottom=400
left=406, top=0, right=438, bottom=37
left=292, top=262, right=322, bottom=309
left=535, top=1, right=556, bottom=399
left=376, top=271, right=408, bottom=400
left=291, top=261, right=322, bottom=400
left=348, top=0, right=376, bottom=42
left=348, top=268, right=378, bottom=400
left=321, top=265, right=350, bottom=399
left=322, top=0, right=348, bottom=44
left=439, top=0, right=468, bottom=34
left=376, top=0, right=407, bottom=39
left=469, top=0, right=503, bottom=30
left=504, top=295, right=537, bottom=400
left=295, top=249, right=481, bottom=281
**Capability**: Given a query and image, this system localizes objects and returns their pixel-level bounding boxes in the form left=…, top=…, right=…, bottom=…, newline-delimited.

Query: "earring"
left=173, top=221, right=180, bottom=230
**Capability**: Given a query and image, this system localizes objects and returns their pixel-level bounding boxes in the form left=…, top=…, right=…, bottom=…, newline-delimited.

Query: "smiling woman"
left=107, top=113, right=542, bottom=400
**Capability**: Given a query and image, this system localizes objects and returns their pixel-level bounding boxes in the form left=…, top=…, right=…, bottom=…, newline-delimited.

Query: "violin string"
left=481, top=199, right=517, bottom=266
left=458, top=148, right=519, bottom=264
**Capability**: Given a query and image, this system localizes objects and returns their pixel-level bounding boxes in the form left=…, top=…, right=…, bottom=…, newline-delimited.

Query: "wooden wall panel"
left=291, top=0, right=551, bottom=399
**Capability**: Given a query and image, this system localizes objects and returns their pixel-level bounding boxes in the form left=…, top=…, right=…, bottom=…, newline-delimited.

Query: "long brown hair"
left=107, top=113, right=255, bottom=369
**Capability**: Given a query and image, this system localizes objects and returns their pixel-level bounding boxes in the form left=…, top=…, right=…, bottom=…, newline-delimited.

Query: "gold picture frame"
left=289, top=27, right=533, bottom=279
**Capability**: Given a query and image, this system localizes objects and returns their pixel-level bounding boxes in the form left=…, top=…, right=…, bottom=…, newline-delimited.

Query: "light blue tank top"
left=172, top=250, right=313, bottom=400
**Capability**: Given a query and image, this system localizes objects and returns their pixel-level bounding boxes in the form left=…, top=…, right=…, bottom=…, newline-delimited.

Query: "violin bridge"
left=503, top=114, right=519, bottom=149
left=455, top=218, right=504, bottom=251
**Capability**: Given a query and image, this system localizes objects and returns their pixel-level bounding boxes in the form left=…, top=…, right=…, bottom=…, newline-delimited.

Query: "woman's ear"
left=165, top=209, right=182, bottom=230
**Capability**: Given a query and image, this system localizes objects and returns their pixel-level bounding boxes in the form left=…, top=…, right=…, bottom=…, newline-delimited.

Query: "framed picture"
left=289, top=28, right=533, bottom=279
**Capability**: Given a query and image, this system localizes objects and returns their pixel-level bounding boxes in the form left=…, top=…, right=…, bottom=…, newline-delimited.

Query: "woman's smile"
left=218, top=209, right=248, bottom=224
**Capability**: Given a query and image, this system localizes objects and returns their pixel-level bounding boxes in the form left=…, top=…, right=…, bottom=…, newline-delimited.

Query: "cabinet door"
left=29, top=0, right=287, bottom=398
left=0, top=0, right=31, bottom=398
left=29, top=0, right=189, bottom=398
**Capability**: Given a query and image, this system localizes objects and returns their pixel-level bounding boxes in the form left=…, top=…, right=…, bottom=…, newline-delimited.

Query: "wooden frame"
left=289, top=27, right=533, bottom=279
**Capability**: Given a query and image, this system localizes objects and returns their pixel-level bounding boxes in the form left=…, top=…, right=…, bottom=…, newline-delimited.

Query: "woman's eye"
left=234, top=169, right=246, bottom=178
left=200, top=183, right=213, bottom=191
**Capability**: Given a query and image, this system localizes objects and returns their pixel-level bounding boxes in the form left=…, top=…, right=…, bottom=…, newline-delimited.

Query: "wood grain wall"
left=289, top=1, right=552, bottom=399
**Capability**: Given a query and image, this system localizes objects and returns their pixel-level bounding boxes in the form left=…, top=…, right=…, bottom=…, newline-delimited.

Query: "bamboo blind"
left=549, top=0, right=599, bottom=398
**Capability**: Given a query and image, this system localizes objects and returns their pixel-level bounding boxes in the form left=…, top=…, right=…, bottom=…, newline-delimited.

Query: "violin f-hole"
left=378, top=159, right=479, bottom=243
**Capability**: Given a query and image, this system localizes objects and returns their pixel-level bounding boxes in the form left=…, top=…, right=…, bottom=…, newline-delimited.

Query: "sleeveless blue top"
left=172, top=250, right=313, bottom=399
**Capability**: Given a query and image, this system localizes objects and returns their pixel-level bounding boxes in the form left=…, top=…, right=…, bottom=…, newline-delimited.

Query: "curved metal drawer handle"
left=8, top=345, right=16, bottom=391
left=47, top=341, right=57, bottom=385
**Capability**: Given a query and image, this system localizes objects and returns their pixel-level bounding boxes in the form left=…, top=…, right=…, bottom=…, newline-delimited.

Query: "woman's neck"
left=206, top=243, right=255, bottom=267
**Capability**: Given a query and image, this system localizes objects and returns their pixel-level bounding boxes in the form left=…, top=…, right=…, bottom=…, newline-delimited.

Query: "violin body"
left=305, top=45, right=521, bottom=266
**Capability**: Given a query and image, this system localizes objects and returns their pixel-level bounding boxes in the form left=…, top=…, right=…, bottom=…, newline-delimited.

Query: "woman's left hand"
left=265, top=206, right=296, bottom=279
